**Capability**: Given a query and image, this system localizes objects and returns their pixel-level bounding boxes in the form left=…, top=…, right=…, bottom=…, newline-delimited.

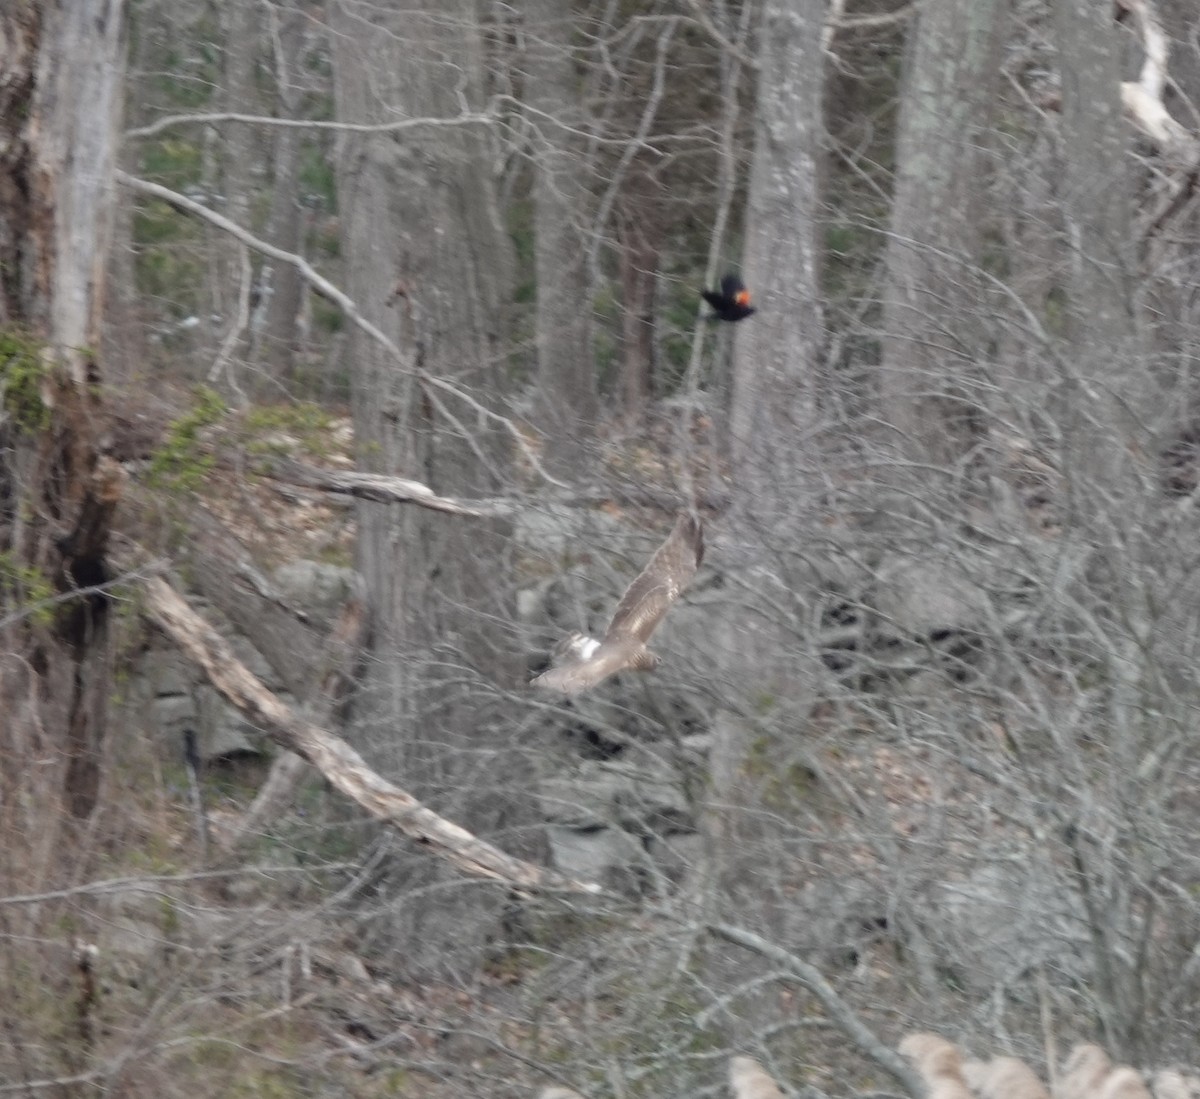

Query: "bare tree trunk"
left=0, top=1, right=126, bottom=827
left=705, top=0, right=827, bottom=909
left=213, top=0, right=262, bottom=394
left=330, top=0, right=535, bottom=976
left=1052, top=0, right=1145, bottom=484
left=259, top=4, right=310, bottom=386
left=525, top=0, right=598, bottom=476
left=617, top=169, right=664, bottom=422
left=878, top=0, right=1005, bottom=473
left=730, top=0, right=826, bottom=544
left=1051, top=4, right=1154, bottom=1060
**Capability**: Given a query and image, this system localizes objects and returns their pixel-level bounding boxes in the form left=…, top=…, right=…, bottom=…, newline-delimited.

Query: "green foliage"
left=592, top=280, right=621, bottom=393
left=299, top=140, right=337, bottom=213
left=133, top=199, right=205, bottom=314
left=743, top=732, right=821, bottom=810
left=310, top=295, right=344, bottom=333
left=148, top=385, right=227, bottom=493
left=508, top=196, right=536, bottom=305
left=227, top=1070, right=297, bottom=1098
left=316, top=542, right=354, bottom=568
left=824, top=217, right=886, bottom=302
left=159, top=893, right=181, bottom=936
left=0, top=327, right=50, bottom=432
left=152, top=27, right=221, bottom=110
left=134, top=123, right=206, bottom=312
left=141, top=138, right=203, bottom=190
left=1044, top=285, right=1069, bottom=335
left=0, top=551, right=55, bottom=628
left=242, top=401, right=334, bottom=458
left=657, top=277, right=704, bottom=392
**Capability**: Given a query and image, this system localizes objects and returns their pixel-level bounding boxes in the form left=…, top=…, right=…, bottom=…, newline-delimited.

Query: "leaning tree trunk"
left=329, top=0, right=535, bottom=976
left=0, top=0, right=126, bottom=854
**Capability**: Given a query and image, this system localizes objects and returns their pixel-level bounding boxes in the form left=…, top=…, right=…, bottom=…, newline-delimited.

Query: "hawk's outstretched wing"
left=531, top=512, right=704, bottom=695
left=530, top=645, right=633, bottom=695
left=605, top=512, right=704, bottom=644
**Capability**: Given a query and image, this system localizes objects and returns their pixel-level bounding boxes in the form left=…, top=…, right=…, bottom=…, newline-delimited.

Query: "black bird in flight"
left=701, top=272, right=756, bottom=322
left=532, top=512, right=704, bottom=696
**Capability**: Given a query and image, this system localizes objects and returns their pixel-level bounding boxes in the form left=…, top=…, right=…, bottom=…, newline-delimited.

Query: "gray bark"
left=617, top=169, right=663, bottom=421
left=1052, top=0, right=1145, bottom=484
left=879, top=0, right=1006, bottom=473
left=525, top=1, right=598, bottom=475
left=1051, top=4, right=1157, bottom=1060
left=214, top=0, right=262, bottom=389
left=330, top=0, right=536, bottom=975
left=258, top=4, right=310, bottom=385
left=0, top=0, right=126, bottom=833
left=729, top=0, right=825, bottom=538
left=705, top=0, right=827, bottom=910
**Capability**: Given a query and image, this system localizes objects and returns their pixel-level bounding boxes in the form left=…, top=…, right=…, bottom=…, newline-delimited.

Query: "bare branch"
left=126, top=109, right=495, bottom=140
left=0, top=865, right=355, bottom=906
left=264, top=457, right=511, bottom=518
left=677, top=0, right=759, bottom=70
left=588, top=19, right=677, bottom=281
left=117, top=171, right=410, bottom=362
left=707, top=923, right=925, bottom=1098
left=831, top=3, right=915, bottom=32
left=115, top=172, right=568, bottom=487
left=114, top=550, right=599, bottom=895
left=0, top=1072, right=101, bottom=1094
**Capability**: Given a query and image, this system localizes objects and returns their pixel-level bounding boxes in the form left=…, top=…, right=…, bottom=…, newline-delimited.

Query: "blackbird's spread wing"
left=701, top=288, right=724, bottom=309
left=605, top=513, right=703, bottom=644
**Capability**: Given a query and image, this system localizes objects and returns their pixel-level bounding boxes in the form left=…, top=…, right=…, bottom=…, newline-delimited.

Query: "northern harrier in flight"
left=532, top=512, right=704, bottom=695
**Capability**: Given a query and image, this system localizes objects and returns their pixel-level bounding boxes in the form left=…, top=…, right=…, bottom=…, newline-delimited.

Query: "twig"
left=115, top=172, right=567, bottom=488
left=126, top=109, right=495, bottom=140
left=707, top=923, right=925, bottom=1098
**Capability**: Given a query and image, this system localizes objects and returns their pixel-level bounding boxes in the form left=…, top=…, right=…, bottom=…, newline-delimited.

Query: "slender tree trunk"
left=214, top=0, right=262, bottom=393
left=259, top=5, right=309, bottom=386
left=525, top=0, right=598, bottom=476
left=1051, top=8, right=1153, bottom=1058
left=617, top=174, right=664, bottom=420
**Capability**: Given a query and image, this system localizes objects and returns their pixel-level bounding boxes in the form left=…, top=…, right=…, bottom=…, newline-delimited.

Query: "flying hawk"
left=532, top=512, right=704, bottom=695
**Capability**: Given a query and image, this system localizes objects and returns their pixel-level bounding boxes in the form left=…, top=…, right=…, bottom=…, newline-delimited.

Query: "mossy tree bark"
left=0, top=1, right=127, bottom=836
